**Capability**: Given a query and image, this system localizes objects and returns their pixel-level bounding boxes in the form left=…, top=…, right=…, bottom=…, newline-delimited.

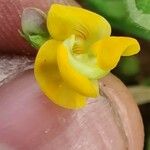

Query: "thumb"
left=0, top=70, right=144, bottom=150
left=0, top=0, right=79, bottom=55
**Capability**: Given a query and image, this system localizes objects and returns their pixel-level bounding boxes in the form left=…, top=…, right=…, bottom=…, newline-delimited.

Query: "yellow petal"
left=92, top=36, right=140, bottom=70
left=57, top=37, right=99, bottom=97
left=35, top=39, right=61, bottom=64
left=34, top=39, right=86, bottom=109
left=47, top=4, right=111, bottom=45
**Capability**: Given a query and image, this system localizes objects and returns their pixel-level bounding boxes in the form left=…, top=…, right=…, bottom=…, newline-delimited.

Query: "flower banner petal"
left=47, top=4, right=111, bottom=45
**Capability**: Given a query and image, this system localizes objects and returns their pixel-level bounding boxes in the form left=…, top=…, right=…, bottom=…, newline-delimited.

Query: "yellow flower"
left=34, top=4, right=140, bottom=109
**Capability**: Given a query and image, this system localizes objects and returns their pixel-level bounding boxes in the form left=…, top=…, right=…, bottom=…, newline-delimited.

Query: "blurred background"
left=77, top=0, right=150, bottom=149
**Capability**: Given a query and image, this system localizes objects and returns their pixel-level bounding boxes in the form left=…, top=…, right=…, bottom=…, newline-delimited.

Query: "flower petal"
left=57, top=36, right=99, bottom=97
left=34, top=40, right=86, bottom=109
left=35, top=39, right=61, bottom=64
left=92, top=36, right=140, bottom=70
left=47, top=4, right=111, bottom=45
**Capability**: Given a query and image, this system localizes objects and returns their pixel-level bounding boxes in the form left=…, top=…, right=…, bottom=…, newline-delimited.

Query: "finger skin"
left=0, top=70, right=144, bottom=150
left=0, top=0, right=79, bottom=55
left=100, top=74, right=144, bottom=150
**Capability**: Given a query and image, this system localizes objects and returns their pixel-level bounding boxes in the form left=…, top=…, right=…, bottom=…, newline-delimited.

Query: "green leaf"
left=79, top=0, right=150, bottom=40
left=125, top=0, right=150, bottom=31
left=141, top=78, right=150, bottom=86
left=136, top=0, right=150, bottom=13
left=119, top=56, right=140, bottom=76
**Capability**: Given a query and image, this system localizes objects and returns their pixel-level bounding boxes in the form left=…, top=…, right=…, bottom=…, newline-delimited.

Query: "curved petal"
left=57, top=37, right=99, bottom=97
left=35, top=39, right=61, bottom=64
left=47, top=4, right=111, bottom=45
left=34, top=39, right=86, bottom=109
left=92, top=36, right=140, bottom=70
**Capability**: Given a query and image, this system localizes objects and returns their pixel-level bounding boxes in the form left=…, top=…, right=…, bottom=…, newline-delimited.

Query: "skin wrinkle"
left=87, top=96, right=127, bottom=149
left=103, top=93, right=128, bottom=149
left=0, top=55, right=34, bottom=86
left=0, top=0, right=34, bottom=54
left=5, top=1, right=18, bottom=46
left=89, top=89, right=127, bottom=149
left=107, top=88, right=131, bottom=149
left=86, top=98, right=126, bottom=150
left=83, top=100, right=113, bottom=150
left=0, top=144, right=15, bottom=150
left=69, top=99, right=107, bottom=150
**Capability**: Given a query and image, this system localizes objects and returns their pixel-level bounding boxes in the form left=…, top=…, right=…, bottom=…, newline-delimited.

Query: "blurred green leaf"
left=79, top=0, right=150, bottom=40
left=142, top=78, right=150, bottom=86
left=136, top=0, right=150, bottom=13
left=146, top=126, right=150, bottom=150
left=125, top=0, right=150, bottom=31
left=119, top=56, right=140, bottom=76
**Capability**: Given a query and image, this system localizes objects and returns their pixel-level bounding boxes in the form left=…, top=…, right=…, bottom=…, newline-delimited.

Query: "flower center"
left=63, top=35, right=110, bottom=80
